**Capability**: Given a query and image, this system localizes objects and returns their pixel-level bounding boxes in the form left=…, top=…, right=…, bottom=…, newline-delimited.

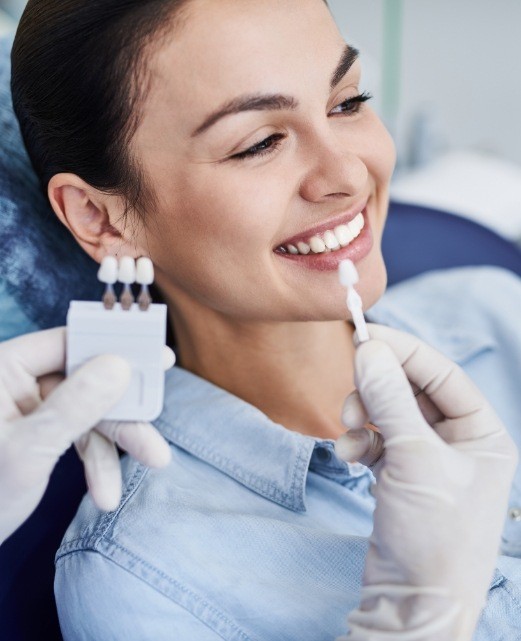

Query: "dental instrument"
left=66, top=257, right=168, bottom=421
left=339, top=259, right=370, bottom=343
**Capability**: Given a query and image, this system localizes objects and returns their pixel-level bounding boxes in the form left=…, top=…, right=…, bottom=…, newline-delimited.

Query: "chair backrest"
left=383, top=200, right=521, bottom=285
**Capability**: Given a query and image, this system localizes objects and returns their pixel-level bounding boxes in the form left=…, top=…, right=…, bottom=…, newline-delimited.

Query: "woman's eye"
left=230, top=133, right=286, bottom=161
left=330, top=91, right=372, bottom=116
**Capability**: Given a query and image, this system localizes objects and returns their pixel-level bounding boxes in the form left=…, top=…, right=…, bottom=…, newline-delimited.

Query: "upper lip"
left=275, top=196, right=370, bottom=249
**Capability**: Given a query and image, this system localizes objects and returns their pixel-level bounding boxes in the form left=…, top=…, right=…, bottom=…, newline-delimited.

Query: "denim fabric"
left=55, top=266, right=521, bottom=640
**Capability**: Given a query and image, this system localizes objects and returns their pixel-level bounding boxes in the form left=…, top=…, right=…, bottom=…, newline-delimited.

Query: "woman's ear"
left=48, top=173, right=143, bottom=263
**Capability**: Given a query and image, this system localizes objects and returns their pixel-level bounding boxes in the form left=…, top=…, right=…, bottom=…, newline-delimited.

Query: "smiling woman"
left=9, top=1, right=521, bottom=640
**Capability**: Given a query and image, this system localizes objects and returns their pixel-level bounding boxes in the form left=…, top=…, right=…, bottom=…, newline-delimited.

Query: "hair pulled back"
left=11, top=0, right=191, bottom=216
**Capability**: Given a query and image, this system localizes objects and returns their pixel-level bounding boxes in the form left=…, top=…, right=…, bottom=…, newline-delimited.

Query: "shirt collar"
left=155, top=366, right=320, bottom=513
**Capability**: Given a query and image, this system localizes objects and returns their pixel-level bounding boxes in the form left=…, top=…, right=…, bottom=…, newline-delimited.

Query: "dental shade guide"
left=339, top=259, right=370, bottom=343
left=66, top=257, right=168, bottom=421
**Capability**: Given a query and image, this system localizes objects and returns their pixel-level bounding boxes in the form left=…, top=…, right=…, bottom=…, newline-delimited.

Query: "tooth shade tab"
left=118, top=257, right=137, bottom=284
left=339, top=259, right=359, bottom=287
left=98, top=256, right=118, bottom=284
left=136, top=257, right=154, bottom=285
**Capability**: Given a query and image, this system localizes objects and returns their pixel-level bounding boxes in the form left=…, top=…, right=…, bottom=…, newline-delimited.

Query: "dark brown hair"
left=11, top=0, right=330, bottom=217
left=11, top=0, right=191, bottom=217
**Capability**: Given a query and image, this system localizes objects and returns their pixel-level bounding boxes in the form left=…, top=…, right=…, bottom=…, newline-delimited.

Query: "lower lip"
left=274, top=208, right=373, bottom=272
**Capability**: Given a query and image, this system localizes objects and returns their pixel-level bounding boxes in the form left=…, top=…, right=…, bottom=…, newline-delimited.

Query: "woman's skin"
left=48, top=0, right=396, bottom=440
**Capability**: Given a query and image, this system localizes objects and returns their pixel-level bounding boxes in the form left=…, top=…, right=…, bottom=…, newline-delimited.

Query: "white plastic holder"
left=66, top=301, right=168, bottom=421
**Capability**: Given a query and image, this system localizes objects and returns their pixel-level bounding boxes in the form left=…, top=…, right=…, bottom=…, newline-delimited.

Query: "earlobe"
left=48, top=174, right=132, bottom=263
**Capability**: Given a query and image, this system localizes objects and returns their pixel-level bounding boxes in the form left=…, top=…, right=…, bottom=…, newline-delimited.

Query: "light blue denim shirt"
left=55, top=266, right=521, bottom=641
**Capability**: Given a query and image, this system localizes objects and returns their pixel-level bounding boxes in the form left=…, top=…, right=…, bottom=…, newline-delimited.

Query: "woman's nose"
left=299, top=137, right=368, bottom=203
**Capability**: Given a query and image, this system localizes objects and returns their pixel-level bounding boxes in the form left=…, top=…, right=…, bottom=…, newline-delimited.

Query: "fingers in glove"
left=342, top=390, right=368, bottom=430
left=96, top=420, right=171, bottom=468
left=0, top=327, right=66, bottom=378
left=75, top=430, right=122, bottom=512
left=366, top=325, right=483, bottom=417
left=162, top=346, right=176, bottom=371
left=335, top=428, right=384, bottom=467
left=38, top=373, right=65, bottom=401
left=26, top=355, right=131, bottom=453
left=355, top=339, right=436, bottom=444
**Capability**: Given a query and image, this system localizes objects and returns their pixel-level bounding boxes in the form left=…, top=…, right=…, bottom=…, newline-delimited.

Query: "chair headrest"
left=0, top=36, right=101, bottom=331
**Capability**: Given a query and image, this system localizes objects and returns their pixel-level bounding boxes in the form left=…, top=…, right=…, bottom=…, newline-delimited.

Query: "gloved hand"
left=335, top=324, right=518, bottom=641
left=0, top=327, right=173, bottom=545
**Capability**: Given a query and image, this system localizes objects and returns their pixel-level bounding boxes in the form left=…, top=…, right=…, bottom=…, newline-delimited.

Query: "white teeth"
left=280, top=211, right=366, bottom=256
left=334, top=225, right=353, bottom=247
left=323, top=230, right=340, bottom=250
left=348, top=218, right=360, bottom=236
left=346, top=212, right=364, bottom=239
left=309, top=236, right=326, bottom=253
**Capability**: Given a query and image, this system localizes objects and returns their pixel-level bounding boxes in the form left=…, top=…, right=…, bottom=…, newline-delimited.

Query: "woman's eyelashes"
left=228, top=92, right=373, bottom=161
left=330, top=90, right=372, bottom=116
left=231, top=133, right=286, bottom=161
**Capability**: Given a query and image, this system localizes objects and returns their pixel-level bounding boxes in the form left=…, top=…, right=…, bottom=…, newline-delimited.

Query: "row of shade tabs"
left=97, top=256, right=155, bottom=311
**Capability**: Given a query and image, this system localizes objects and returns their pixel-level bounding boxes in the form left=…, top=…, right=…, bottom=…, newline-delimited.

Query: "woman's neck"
left=167, top=293, right=356, bottom=440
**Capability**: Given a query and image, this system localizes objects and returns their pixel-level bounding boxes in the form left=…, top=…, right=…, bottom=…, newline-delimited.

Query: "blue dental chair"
left=1, top=35, right=521, bottom=641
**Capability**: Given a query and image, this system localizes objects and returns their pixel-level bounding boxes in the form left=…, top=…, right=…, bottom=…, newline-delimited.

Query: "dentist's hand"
left=0, top=328, right=173, bottom=545
left=335, top=324, right=517, bottom=641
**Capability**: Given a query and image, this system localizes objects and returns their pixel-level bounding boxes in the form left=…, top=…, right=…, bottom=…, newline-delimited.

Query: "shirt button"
left=508, top=507, right=521, bottom=522
left=315, top=447, right=332, bottom=463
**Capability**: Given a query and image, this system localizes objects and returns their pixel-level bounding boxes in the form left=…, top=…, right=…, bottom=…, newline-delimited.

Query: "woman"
left=10, top=0, right=521, bottom=639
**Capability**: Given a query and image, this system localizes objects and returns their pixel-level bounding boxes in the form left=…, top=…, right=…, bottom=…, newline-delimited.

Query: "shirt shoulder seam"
left=56, top=541, right=254, bottom=641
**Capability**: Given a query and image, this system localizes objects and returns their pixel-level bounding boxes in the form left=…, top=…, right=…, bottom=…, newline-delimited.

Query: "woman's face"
left=132, top=0, right=396, bottom=322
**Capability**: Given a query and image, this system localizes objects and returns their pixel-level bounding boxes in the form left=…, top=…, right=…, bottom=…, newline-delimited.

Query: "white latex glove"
left=0, top=327, right=173, bottom=545
left=335, top=324, right=518, bottom=641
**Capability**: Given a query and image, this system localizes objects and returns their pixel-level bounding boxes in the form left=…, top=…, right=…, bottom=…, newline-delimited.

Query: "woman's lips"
left=274, top=207, right=373, bottom=272
left=275, top=197, right=369, bottom=250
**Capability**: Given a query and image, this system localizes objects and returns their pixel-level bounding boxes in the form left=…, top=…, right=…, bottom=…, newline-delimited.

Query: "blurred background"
left=1, top=0, right=521, bottom=244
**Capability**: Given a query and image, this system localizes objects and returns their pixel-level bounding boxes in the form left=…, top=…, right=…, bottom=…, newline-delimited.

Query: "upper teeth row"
left=282, top=212, right=365, bottom=255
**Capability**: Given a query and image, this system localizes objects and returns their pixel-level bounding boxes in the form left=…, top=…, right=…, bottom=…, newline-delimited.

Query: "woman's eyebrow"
left=330, top=44, right=360, bottom=90
left=191, top=44, right=359, bottom=138
left=191, top=94, right=298, bottom=137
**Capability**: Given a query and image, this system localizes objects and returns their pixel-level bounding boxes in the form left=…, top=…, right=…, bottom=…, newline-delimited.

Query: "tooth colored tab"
left=309, top=236, right=326, bottom=253
left=339, top=259, right=359, bottom=286
left=136, top=257, right=154, bottom=285
left=118, top=256, right=137, bottom=284
left=98, top=256, right=118, bottom=284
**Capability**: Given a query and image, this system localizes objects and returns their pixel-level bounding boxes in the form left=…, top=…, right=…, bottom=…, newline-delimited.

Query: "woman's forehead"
left=146, top=0, right=344, bottom=119
left=152, top=0, right=341, bottom=89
